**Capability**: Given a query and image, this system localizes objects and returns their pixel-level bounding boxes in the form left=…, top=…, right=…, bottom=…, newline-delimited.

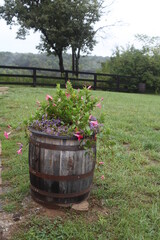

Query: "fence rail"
left=0, top=65, right=139, bottom=92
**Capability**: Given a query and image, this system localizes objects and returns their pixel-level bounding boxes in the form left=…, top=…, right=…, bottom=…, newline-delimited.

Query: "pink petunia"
left=46, top=95, right=53, bottom=101
left=90, top=120, right=98, bottom=127
left=88, top=86, right=92, bottom=90
left=99, top=161, right=104, bottom=165
left=74, top=133, right=83, bottom=141
left=17, top=148, right=22, bottom=155
left=101, top=175, right=105, bottom=180
left=96, top=103, right=101, bottom=109
left=4, top=131, right=9, bottom=139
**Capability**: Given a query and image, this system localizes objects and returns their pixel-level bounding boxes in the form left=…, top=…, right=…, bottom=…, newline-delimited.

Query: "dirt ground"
left=0, top=194, right=110, bottom=240
left=0, top=87, right=8, bottom=95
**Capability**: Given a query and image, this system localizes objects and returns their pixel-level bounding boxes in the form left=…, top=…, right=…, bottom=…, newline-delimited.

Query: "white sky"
left=0, top=0, right=160, bottom=57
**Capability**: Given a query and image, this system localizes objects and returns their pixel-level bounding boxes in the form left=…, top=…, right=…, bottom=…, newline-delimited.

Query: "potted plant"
left=27, top=81, right=103, bottom=207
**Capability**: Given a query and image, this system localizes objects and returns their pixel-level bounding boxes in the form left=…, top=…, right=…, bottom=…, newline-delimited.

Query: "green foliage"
left=0, top=0, right=104, bottom=72
left=0, top=52, right=107, bottom=71
left=12, top=216, right=108, bottom=240
left=28, top=81, right=101, bottom=137
left=100, top=38, right=160, bottom=93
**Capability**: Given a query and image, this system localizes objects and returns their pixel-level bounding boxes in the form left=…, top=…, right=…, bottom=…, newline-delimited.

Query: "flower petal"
left=96, top=103, right=101, bottom=109
left=99, top=161, right=104, bottom=165
left=90, top=120, right=98, bottom=126
left=74, top=133, right=83, bottom=141
left=101, top=175, right=105, bottom=180
left=4, top=131, right=9, bottom=139
left=17, top=148, right=22, bottom=155
left=46, top=95, right=53, bottom=101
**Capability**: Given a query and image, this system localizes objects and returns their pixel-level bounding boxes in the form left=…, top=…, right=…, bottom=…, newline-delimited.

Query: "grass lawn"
left=0, top=86, right=160, bottom=240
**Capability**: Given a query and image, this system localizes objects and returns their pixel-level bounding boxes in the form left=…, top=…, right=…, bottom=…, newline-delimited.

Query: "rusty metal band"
left=31, top=194, right=73, bottom=208
left=30, top=184, right=91, bottom=198
left=29, top=138, right=96, bottom=151
left=29, top=165, right=95, bottom=181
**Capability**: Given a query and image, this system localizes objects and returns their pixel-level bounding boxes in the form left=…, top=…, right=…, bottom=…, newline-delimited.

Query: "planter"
left=28, top=128, right=96, bottom=207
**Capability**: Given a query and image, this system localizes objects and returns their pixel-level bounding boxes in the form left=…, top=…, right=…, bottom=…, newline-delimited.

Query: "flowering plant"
left=27, top=81, right=103, bottom=140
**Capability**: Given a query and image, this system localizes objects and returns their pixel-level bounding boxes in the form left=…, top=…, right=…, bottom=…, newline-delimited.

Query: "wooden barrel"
left=29, top=128, right=96, bottom=207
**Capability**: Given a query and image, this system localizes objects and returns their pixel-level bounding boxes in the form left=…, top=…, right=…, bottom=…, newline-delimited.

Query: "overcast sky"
left=0, top=0, right=160, bottom=57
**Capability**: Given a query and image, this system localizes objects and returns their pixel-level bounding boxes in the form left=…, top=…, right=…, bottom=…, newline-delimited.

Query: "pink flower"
left=88, top=86, right=92, bottom=90
left=81, top=96, right=83, bottom=100
left=46, top=95, right=53, bottom=101
left=96, top=103, right=101, bottom=109
left=74, top=133, right=83, bottom=141
left=17, top=148, right=22, bottom=155
left=53, top=103, right=56, bottom=107
left=101, top=175, right=105, bottom=180
left=90, top=120, right=98, bottom=127
left=7, top=125, right=12, bottom=129
left=4, top=131, right=9, bottom=139
left=89, top=115, right=92, bottom=120
left=65, top=93, right=70, bottom=98
left=99, top=161, right=104, bottom=165
left=100, top=98, right=104, bottom=101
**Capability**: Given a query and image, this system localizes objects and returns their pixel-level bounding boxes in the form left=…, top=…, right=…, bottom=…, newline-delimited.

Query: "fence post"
left=33, top=68, right=36, bottom=87
left=94, top=73, right=97, bottom=90
left=65, top=70, right=68, bottom=84
left=116, top=75, right=120, bottom=91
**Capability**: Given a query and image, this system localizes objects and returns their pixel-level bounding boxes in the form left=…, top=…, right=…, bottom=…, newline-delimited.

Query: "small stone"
left=12, top=213, right=21, bottom=222
left=101, top=199, right=105, bottom=206
left=71, top=201, right=89, bottom=211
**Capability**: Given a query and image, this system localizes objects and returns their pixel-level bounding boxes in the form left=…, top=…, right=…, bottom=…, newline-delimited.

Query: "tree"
left=100, top=42, right=160, bottom=93
left=0, top=0, right=104, bottom=73
left=68, top=0, right=103, bottom=74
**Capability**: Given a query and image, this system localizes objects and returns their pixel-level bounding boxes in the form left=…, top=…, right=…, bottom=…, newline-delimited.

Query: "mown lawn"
left=0, top=86, right=160, bottom=240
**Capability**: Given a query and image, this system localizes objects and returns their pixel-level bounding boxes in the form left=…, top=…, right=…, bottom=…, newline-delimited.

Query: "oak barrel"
left=29, top=128, right=96, bottom=207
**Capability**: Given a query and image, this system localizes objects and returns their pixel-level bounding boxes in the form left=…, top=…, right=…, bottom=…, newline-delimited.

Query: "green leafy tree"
left=100, top=42, right=160, bottom=93
left=0, top=0, right=104, bottom=73
left=0, top=0, right=72, bottom=72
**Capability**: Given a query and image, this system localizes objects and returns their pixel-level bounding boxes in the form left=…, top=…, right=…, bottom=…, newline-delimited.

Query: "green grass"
left=0, top=86, right=160, bottom=240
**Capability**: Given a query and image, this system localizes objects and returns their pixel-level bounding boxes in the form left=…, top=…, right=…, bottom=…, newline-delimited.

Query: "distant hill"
left=0, top=52, right=109, bottom=72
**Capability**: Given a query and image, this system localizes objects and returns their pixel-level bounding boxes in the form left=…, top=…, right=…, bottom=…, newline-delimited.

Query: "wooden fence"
left=0, top=65, right=138, bottom=92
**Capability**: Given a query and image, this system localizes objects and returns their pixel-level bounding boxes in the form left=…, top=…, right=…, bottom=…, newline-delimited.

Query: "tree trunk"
left=72, top=47, right=75, bottom=73
left=57, top=51, right=64, bottom=73
left=75, top=48, right=80, bottom=77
